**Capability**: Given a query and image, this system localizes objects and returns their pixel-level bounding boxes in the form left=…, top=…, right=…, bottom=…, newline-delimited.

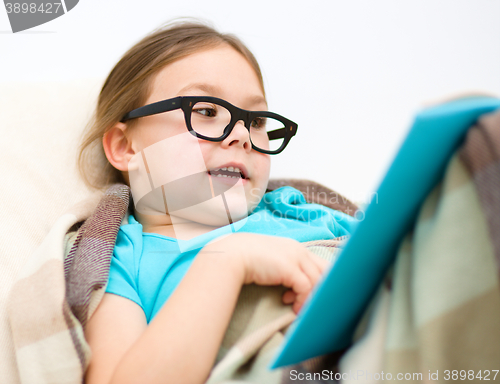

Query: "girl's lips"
left=208, top=163, right=249, bottom=179
left=207, top=172, right=248, bottom=186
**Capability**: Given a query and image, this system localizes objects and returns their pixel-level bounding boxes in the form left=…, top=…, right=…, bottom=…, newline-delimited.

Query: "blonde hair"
left=78, top=20, right=265, bottom=190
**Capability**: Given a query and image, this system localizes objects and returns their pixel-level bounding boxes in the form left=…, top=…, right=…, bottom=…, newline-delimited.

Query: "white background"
left=1, top=0, right=499, bottom=202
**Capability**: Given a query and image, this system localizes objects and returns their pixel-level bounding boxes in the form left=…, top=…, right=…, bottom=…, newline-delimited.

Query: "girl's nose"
left=221, top=120, right=251, bottom=152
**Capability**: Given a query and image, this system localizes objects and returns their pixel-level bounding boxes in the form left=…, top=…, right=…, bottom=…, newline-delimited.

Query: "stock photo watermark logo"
left=128, top=133, right=250, bottom=252
left=3, top=0, right=78, bottom=32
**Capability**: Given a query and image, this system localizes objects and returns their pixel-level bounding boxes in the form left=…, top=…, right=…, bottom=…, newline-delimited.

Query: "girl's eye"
left=251, top=117, right=266, bottom=129
left=193, top=104, right=217, bottom=117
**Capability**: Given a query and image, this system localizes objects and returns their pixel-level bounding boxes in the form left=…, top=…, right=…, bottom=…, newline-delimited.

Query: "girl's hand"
left=204, top=233, right=330, bottom=313
left=87, top=233, right=330, bottom=384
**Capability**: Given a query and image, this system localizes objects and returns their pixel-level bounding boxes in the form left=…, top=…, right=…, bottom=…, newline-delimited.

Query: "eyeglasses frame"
left=120, top=96, right=298, bottom=155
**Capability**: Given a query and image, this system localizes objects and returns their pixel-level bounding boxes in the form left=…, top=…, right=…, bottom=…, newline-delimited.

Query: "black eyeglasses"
left=121, top=96, right=298, bottom=155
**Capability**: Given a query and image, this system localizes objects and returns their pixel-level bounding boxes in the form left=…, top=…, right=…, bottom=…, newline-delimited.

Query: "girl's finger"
left=292, top=292, right=309, bottom=314
left=282, top=289, right=296, bottom=305
left=306, top=250, right=330, bottom=273
left=298, top=255, right=321, bottom=288
left=284, top=267, right=311, bottom=297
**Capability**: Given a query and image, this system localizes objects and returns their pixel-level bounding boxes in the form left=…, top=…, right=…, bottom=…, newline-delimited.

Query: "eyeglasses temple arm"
left=267, top=126, right=299, bottom=141
left=121, top=96, right=183, bottom=122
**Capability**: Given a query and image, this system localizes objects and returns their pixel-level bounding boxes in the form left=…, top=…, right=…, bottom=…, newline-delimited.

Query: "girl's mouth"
left=208, top=166, right=246, bottom=180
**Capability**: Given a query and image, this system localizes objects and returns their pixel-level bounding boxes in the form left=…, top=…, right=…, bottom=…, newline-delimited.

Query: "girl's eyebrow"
left=178, top=83, right=268, bottom=108
left=178, top=82, right=221, bottom=96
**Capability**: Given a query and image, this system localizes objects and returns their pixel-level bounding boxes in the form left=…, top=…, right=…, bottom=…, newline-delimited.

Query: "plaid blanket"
left=6, top=181, right=353, bottom=384
left=7, top=186, right=128, bottom=384
left=7, top=108, right=500, bottom=383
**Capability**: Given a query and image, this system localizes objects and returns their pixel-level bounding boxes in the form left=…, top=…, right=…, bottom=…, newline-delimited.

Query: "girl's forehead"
left=147, top=45, right=266, bottom=108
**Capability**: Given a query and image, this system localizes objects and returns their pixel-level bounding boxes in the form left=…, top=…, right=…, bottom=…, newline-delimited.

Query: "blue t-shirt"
left=105, top=186, right=357, bottom=323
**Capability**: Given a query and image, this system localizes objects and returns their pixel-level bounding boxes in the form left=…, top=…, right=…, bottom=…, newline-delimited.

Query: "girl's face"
left=126, top=44, right=271, bottom=227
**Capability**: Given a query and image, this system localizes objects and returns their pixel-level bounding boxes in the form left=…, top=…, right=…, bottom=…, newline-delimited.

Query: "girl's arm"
left=85, top=232, right=328, bottom=384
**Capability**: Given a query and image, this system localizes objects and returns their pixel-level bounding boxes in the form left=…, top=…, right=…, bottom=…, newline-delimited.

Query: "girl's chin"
left=170, top=195, right=250, bottom=227
left=172, top=212, right=248, bottom=229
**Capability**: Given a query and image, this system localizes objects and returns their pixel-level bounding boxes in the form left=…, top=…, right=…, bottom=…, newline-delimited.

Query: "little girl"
left=79, top=20, right=357, bottom=384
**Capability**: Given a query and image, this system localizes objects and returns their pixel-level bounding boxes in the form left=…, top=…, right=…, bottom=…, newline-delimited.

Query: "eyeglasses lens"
left=190, top=101, right=286, bottom=153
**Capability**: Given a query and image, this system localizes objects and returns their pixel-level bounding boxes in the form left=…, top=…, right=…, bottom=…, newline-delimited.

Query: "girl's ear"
left=103, top=122, right=136, bottom=172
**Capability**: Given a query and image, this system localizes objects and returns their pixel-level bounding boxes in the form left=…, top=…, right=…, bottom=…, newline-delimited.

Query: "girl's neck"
left=133, top=209, right=218, bottom=240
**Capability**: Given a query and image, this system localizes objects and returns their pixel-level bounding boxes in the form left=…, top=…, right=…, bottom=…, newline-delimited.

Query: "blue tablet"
left=270, top=96, right=500, bottom=368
